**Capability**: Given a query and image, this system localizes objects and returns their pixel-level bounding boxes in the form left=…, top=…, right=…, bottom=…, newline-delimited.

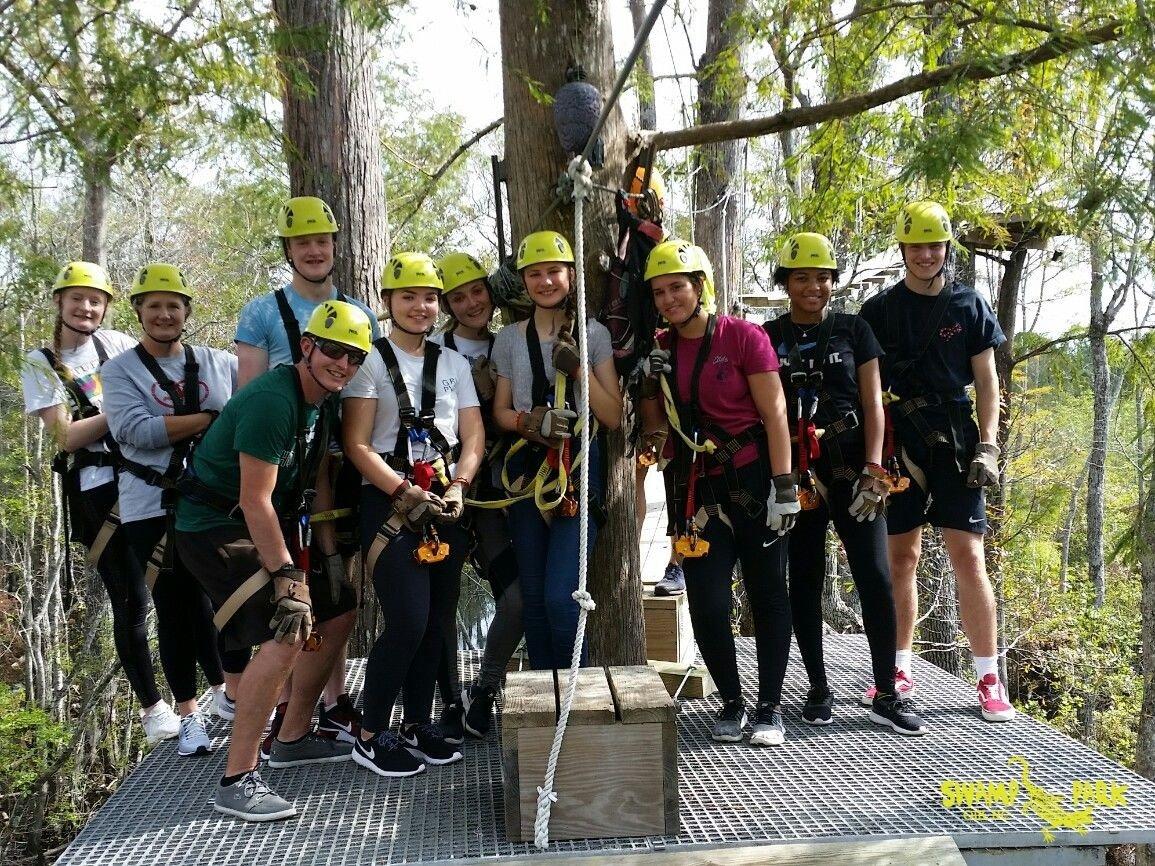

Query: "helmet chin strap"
left=303, top=344, right=344, bottom=395
left=61, top=319, right=100, bottom=336
left=283, top=240, right=334, bottom=286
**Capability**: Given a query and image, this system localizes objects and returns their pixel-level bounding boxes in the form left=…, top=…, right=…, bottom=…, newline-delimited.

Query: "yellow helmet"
left=381, top=252, right=444, bottom=292
left=778, top=232, right=838, bottom=271
left=277, top=196, right=339, bottom=238
left=53, top=261, right=115, bottom=298
left=644, top=239, right=700, bottom=282
left=129, top=263, right=194, bottom=302
left=629, top=166, right=666, bottom=202
left=688, top=244, right=717, bottom=313
left=303, top=300, right=373, bottom=354
left=438, top=252, right=488, bottom=294
left=896, top=201, right=952, bottom=243
left=515, top=231, right=574, bottom=270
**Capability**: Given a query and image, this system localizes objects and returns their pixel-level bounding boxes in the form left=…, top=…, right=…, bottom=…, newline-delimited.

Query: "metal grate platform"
left=56, top=635, right=1155, bottom=865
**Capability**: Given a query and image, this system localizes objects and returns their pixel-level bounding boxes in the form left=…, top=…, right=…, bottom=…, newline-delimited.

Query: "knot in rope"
left=571, top=589, right=596, bottom=611
left=536, top=785, right=558, bottom=804
left=566, top=156, right=595, bottom=202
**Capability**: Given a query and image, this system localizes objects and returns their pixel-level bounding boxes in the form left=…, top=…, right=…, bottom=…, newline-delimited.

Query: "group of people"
left=22, top=187, right=1014, bottom=824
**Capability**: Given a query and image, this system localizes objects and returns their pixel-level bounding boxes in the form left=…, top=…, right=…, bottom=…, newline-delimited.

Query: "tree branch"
left=392, top=116, right=503, bottom=238
left=644, top=19, right=1123, bottom=150
left=1011, top=325, right=1149, bottom=368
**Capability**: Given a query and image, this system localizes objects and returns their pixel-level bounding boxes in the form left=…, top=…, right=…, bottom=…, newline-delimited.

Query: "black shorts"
left=885, top=432, right=987, bottom=535
left=174, top=526, right=357, bottom=652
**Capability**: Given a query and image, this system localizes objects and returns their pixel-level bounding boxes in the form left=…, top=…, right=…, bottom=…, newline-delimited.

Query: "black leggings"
left=360, top=485, right=467, bottom=733
left=788, top=471, right=897, bottom=694
left=68, top=482, right=161, bottom=708
left=121, top=517, right=226, bottom=704
left=679, top=463, right=792, bottom=707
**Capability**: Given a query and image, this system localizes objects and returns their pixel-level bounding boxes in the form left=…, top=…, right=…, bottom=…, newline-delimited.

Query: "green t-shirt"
left=175, top=365, right=325, bottom=533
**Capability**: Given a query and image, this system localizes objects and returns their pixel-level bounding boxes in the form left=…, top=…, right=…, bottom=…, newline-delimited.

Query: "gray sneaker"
left=214, top=770, right=296, bottom=822
left=178, top=712, right=212, bottom=757
left=711, top=699, right=747, bottom=742
left=749, top=702, right=786, bottom=746
left=267, top=732, right=353, bottom=768
left=655, top=563, right=686, bottom=596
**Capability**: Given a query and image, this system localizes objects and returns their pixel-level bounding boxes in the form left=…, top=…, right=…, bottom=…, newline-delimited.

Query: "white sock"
left=974, top=655, right=998, bottom=680
left=895, top=650, right=913, bottom=675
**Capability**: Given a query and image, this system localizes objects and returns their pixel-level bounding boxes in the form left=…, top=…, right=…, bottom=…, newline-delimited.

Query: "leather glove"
left=391, top=481, right=445, bottom=528
left=849, top=464, right=891, bottom=523
left=552, top=329, right=580, bottom=378
left=269, top=569, right=313, bottom=645
left=639, top=348, right=671, bottom=399
left=966, top=442, right=1000, bottom=488
left=471, top=356, right=496, bottom=402
left=321, top=553, right=348, bottom=606
left=439, top=481, right=466, bottom=523
left=522, top=405, right=578, bottom=441
left=765, top=472, right=801, bottom=536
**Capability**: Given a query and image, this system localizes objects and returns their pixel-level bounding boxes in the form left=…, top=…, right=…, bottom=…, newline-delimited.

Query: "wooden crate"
left=643, top=589, right=694, bottom=664
left=501, top=665, right=678, bottom=841
left=648, top=660, right=716, bottom=699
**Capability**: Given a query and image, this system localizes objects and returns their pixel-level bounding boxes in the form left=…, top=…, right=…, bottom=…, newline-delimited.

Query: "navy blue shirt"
left=764, top=312, right=881, bottom=428
left=858, top=280, right=1004, bottom=397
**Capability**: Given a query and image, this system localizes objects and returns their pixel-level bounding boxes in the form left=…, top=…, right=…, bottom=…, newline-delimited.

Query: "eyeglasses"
left=314, top=339, right=367, bottom=367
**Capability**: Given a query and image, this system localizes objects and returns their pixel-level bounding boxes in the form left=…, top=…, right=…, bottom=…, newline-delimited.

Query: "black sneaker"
left=462, top=683, right=497, bottom=739
left=317, top=694, right=362, bottom=744
left=749, top=702, right=786, bottom=746
left=711, top=699, right=747, bottom=742
left=435, top=701, right=465, bottom=745
left=869, top=693, right=929, bottom=736
left=802, top=685, right=834, bottom=726
left=401, top=721, right=464, bottom=765
left=352, top=731, right=426, bottom=778
left=259, top=701, right=287, bottom=762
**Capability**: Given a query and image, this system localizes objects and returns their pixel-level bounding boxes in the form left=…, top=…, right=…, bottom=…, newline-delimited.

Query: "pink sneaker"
left=977, top=673, right=1016, bottom=722
left=860, top=668, right=913, bottom=706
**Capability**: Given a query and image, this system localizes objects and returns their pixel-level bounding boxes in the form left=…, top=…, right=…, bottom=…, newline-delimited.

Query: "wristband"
left=515, top=411, right=526, bottom=434
left=450, top=477, right=471, bottom=489
left=392, top=479, right=412, bottom=497
left=271, top=562, right=295, bottom=577
left=863, top=462, right=888, bottom=480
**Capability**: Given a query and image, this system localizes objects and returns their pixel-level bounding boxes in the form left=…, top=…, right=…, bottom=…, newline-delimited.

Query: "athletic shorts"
left=885, top=430, right=987, bottom=535
left=175, top=525, right=357, bottom=652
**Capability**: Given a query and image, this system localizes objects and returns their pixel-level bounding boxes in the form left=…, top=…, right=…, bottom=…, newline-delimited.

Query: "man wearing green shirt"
left=175, top=300, right=372, bottom=822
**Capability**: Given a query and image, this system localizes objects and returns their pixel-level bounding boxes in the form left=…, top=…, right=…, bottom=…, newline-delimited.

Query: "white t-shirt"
left=343, top=337, right=479, bottom=478
left=431, top=331, right=493, bottom=366
left=20, top=330, right=137, bottom=491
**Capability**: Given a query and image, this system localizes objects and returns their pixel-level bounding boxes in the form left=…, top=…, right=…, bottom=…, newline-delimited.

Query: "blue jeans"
left=506, top=438, right=603, bottom=670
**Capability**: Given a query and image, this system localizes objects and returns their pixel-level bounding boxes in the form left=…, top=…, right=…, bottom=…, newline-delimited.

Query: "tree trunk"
left=272, top=0, right=387, bottom=307
left=692, top=0, right=748, bottom=317
left=498, top=0, right=644, bottom=665
left=628, top=0, right=657, bottom=130
left=81, top=156, right=110, bottom=265
left=1087, top=241, right=1109, bottom=608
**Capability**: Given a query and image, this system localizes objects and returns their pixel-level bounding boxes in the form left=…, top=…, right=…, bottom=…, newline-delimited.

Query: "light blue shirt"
left=235, top=283, right=380, bottom=367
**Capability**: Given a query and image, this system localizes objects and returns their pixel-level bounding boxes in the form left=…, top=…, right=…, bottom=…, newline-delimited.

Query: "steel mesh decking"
left=56, top=635, right=1155, bottom=865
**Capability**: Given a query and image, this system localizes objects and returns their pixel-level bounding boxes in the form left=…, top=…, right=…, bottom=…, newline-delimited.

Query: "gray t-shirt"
left=490, top=319, right=612, bottom=412
left=102, top=345, right=238, bottom=522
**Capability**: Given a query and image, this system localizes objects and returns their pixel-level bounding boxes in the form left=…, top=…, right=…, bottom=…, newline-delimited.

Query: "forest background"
left=0, top=0, right=1153, bottom=863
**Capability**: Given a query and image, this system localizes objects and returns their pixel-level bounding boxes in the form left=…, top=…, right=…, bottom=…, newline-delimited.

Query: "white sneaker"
left=213, top=689, right=236, bottom=722
left=141, top=700, right=181, bottom=744
left=178, top=712, right=212, bottom=756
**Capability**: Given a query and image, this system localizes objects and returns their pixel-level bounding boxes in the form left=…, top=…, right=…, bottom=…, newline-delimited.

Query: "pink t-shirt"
left=658, top=316, right=778, bottom=469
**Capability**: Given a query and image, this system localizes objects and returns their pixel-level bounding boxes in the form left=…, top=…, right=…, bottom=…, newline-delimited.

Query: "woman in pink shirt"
left=640, top=240, right=798, bottom=746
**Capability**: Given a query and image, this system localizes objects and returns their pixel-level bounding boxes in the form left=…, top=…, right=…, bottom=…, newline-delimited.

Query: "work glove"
left=849, top=464, right=891, bottom=523
left=639, top=348, right=671, bottom=399
left=321, top=553, right=349, bottom=606
left=269, top=569, right=313, bottom=646
left=471, top=356, right=497, bottom=402
left=552, top=329, right=581, bottom=378
left=765, top=472, right=801, bottom=536
left=439, top=481, right=466, bottom=523
left=966, top=442, right=1000, bottom=488
left=523, top=405, right=578, bottom=441
left=392, top=481, right=445, bottom=529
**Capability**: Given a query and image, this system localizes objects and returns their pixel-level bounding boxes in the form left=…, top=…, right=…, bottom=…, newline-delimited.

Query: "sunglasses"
left=313, top=338, right=367, bottom=367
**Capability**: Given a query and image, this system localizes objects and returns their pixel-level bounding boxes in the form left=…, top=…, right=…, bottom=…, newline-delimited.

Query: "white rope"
left=533, top=155, right=596, bottom=850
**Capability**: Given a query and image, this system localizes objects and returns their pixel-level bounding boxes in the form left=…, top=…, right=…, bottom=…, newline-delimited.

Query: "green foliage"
left=0, top=688, right=70, bottom=794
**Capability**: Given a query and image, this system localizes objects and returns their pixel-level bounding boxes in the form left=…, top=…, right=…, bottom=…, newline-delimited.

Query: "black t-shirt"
left=858, top=280, right=1005, bottom=398
left=764, top=312, right=882, bottom=428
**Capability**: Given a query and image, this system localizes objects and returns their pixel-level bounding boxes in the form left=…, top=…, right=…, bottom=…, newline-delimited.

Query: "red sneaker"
left=259, top=701, right=288, bottom=761
left=977, top=673, right=1016, bottom=722
left=317, top=694, right=362, bottom=744
left=860, top=668, right=913, bottom=706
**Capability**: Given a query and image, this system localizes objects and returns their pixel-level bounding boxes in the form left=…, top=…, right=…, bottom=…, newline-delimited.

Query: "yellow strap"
left=85, top=503, right=121, bottom=568
left=309, top=507, right=354, bottom=523
left=659, top=375, right=716, bottom=455
left=212, top=567, right=271, bottom=633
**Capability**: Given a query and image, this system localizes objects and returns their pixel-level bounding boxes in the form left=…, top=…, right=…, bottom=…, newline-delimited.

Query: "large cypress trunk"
left=498, top=0, right=646, bottom=665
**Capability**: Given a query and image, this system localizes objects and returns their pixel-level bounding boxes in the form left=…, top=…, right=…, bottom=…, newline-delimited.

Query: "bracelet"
left=450, top=477, right=471, bottom=490
left=391, top=479, right=412, bottom=497
left=515, top=411, right=525, bottom=433
left=271, top=562, right=296, bottom=577
left=863, top=462, right=888, bottom=480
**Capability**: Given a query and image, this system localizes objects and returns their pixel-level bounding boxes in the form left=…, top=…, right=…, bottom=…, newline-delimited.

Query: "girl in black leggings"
left=765, top=232, right=926, bottom=736
left=640, top=240, right=798, bottom=746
